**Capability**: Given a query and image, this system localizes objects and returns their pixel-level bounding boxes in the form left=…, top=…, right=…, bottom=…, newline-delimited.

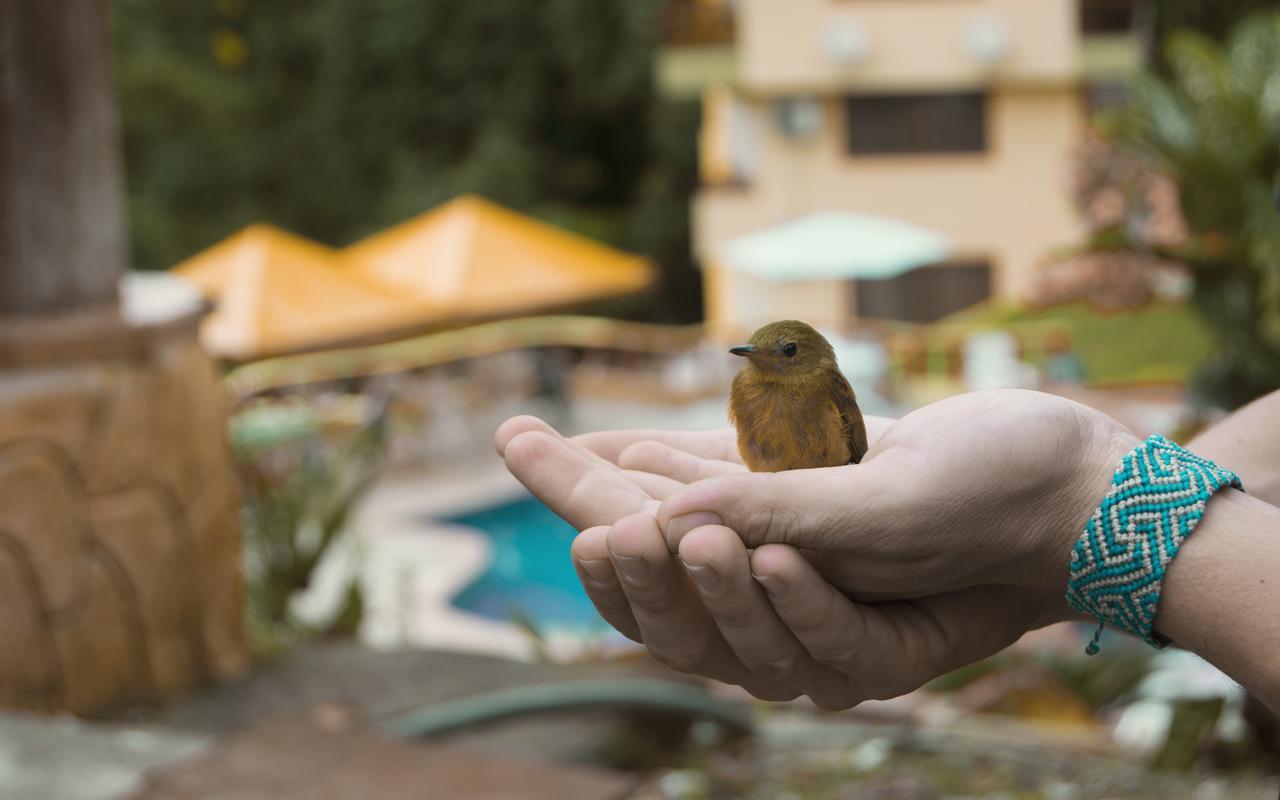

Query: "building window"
left=853, top=261, right=992, bottom=323
left=844, top=93, right=987, bottom=156
left=1081, top=0, right=1138, bottom=34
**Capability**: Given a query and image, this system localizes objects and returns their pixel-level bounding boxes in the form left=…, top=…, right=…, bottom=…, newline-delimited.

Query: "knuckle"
left=618, top=440, right=664, bottom=469
left=813, top=643, right=863, bottom=674
left=650, top=644, right=707, bottom=674
left=784, top=602, right=835, bottom=638
left=624, top=586, right=678, bottom=617
left=743, top=502, right=788, bottom=544
left=741, top=653, right=799, bottom=681
left=781, top=591, right=844, bottom=638
left=576, top=469, right=614, bottom=497
left=710, top=602, right=758, bottom=632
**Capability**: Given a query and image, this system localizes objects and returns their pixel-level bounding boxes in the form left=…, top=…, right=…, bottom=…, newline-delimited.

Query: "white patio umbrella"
left=719, top=210, right=951, bottom=282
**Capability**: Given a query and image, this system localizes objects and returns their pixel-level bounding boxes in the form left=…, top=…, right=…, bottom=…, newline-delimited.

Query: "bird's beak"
left=729, top=345, right=756, bottom=357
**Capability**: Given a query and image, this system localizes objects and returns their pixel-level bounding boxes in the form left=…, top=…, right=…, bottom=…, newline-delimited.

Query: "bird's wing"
left=828, top=370, right=868, bottom=464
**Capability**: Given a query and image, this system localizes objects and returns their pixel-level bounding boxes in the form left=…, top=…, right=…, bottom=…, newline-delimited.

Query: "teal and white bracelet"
left=1065, top=434, right=1242, bottom=655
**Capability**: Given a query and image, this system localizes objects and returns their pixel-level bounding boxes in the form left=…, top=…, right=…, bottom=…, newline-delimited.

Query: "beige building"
left=661, top=0, right=1142, bottom=336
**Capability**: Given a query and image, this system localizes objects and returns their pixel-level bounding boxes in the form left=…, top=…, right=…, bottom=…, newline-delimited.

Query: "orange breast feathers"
left=730, top=369, right=865, bottom=472
left=726, top=320, right=868, bottom=472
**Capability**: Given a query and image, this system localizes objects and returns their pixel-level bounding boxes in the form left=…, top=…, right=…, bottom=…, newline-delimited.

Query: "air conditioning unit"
left=772, top=97, right=823, bottom=141
left=822, top=16, right=872, bottom=66
left=964, top=15, right=1011, bottom=66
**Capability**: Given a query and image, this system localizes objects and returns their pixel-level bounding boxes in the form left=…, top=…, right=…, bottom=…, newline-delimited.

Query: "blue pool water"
left=439, top=495, right=606, bottom=631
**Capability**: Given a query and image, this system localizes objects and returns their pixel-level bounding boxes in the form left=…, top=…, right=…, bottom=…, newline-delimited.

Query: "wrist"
left=1026, top=422, right=1141, bottom=593
left=1063, top=434, right=1244, bottom=654
left=1026, top=588, right=1084, bottom=629
left=1153, top=490, right=1280, bottom=708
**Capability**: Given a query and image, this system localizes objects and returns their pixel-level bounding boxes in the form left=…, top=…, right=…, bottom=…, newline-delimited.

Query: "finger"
left=497, top=415, right=615, bottom=470
left=752, top=545, right=1039, bottom=700
left=571, top=526, right=641, bottom=642
left=605, top=513, right=798, bottom=701
left=499, top=417, right=691, bottom=504
left=499, top=417, right=689, bottom=501
left=618, top=440, right=747, bottom=483
left=656, top=463, right=904, bottom=553
left=504, top=431, right=657, bottom=529
left=495, top=415, right=550, bottom=456
left=620, top=469, right=686, bottom=500
left=574, top=428, right=743, bottom=465
left=750, top=544, right=899, bottom=698
left=678, top=526, right=861, bottom=710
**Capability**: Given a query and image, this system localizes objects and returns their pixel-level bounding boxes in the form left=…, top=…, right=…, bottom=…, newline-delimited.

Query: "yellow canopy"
left=174, top=224, right=429, bottom=360
left=343, top=194, right=655, bottom=320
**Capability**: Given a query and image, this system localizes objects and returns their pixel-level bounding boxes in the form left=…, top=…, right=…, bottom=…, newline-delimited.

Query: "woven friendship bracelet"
left=1065, top=434, right=1242, bottom=655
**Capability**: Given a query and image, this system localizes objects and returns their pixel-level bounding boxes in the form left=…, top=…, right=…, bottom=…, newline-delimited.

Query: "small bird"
left=728, top=320, right=867, bottom=472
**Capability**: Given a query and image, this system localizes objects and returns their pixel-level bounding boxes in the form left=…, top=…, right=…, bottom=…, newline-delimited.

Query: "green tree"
left=1151, top=0, right=1280, bottom=55
left=112, top=0, right=702, bottom=321
left=1097, top=10, right=1280, bottom=409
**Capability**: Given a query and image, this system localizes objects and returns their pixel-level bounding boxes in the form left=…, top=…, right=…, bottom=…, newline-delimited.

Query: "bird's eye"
left=782, top=342, right=798, bottom=357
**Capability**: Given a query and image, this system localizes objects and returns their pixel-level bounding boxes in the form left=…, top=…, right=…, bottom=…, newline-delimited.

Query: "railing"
left=225, top=315, right=709, bottom=402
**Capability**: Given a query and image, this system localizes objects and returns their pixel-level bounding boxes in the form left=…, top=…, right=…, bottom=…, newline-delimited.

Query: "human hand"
left=494, top=409, right=1079, bottom=707
left=578, top=512, right=1070, bottom=708
left=654, top=389, right=1140, bottom=598
left=494, top=416, right=796, bottom=700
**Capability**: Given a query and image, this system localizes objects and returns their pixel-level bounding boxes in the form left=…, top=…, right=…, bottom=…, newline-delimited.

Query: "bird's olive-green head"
left=729, top=320, right=837, bottom=376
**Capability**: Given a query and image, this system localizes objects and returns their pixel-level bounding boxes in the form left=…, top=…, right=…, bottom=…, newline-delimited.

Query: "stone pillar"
left=0, top=1, right=248, bottom=713
left=0, top=286, right=250, bottom=713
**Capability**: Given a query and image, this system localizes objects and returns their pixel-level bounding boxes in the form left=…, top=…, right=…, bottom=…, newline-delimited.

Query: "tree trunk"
left=0, top=0, right=125, bottom=314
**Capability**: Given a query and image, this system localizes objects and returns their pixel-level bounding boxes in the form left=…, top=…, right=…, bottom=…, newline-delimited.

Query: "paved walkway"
left=0, top=714, right=208, bottom=800
left=131, top=718, right=634, bottom=800
left=9, top=641, right=703, bottom=799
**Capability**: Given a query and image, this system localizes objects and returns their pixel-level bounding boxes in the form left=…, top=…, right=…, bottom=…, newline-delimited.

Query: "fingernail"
left=754, top=573, right=787, bottom=600
left=666, top=512, right=722, bottom=541
left=611, top=553, right=649, bottom=583
left=685, top=563, right=721, bottom=594
left=576, top=559, right=614, bottom=585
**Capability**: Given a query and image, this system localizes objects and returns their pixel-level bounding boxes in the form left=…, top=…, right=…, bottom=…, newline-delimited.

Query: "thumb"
left=656, top=465, right=893, bottom=552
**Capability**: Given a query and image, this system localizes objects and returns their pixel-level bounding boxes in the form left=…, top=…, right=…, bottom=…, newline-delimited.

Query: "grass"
left=940, top=301, right=1215, bottom=387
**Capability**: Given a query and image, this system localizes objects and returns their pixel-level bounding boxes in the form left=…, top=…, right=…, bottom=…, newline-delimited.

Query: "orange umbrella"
left=174, top=224, right=430, bottom=360
left=343, top=194, right=655, bottom=320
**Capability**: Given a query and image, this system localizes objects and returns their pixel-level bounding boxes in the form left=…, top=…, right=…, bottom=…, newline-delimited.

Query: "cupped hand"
left=494, top=407, right=1081, bottom=708
left=655, top=389, right=1140, bottom=597
left=584, top=515, right=1071, bottom=709
left=496, top=416, right=798, bottom=700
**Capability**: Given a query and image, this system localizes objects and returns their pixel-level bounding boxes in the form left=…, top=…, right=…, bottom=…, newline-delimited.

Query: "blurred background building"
left=665, top=0, right=1145, bottom=334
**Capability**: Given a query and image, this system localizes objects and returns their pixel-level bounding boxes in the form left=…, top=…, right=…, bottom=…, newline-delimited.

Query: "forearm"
left=1153, top=489, right=1280, bottom=711
left=1189, top=389, right=1280, bottom=506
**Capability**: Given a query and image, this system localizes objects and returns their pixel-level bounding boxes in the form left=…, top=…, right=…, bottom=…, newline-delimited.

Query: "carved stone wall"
left=0, top=311, right=248, bottom=713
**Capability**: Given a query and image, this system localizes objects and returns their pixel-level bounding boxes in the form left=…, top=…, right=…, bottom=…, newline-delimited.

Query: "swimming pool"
left=439, top=495, right=608, bottom=632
